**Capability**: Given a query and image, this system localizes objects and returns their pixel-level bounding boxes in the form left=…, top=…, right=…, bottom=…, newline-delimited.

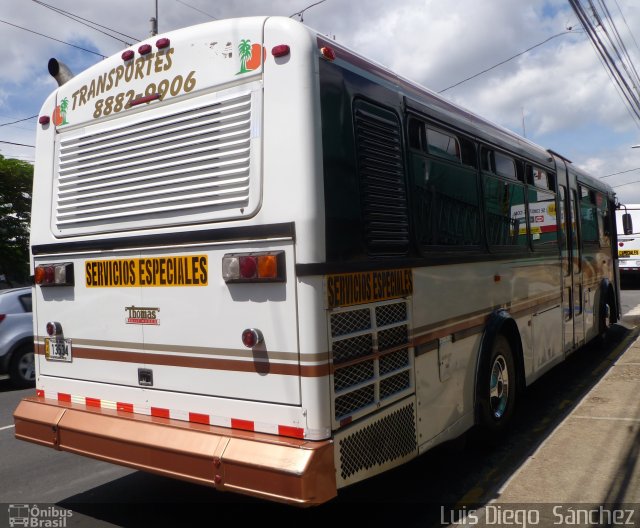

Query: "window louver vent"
left=53, top=89, right=258, bottom=236
left=354, top=101, right=409, bottom=256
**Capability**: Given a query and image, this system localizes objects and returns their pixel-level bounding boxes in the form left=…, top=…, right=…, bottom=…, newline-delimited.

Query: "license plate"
left=619, top=250, right=639, bottom=257
left=45, top=338, right=72, bottom=362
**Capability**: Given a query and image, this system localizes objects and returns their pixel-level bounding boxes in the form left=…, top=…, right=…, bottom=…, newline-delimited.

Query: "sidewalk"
left=493, top=330, right=640, bottom=505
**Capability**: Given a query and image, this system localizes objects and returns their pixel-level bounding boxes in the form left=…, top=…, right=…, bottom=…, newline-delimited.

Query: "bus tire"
left=599, top=287, right=617, bottom=340
left=476, top=334, right=517, bottom=441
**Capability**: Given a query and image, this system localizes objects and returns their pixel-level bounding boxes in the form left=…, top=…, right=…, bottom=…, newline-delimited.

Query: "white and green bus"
left=15, top=16, right=620, bottom=505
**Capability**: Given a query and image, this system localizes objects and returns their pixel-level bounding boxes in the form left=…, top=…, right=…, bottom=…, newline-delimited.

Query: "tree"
left=0, top=155, right=33, bottom=285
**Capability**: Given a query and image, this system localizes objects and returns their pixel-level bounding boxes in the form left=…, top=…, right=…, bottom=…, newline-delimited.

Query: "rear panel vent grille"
left=336, top=399, right=417, bottom=486
left=354, top=101, right=409, bottom=256
left=53, top=86, right=260, bottom=236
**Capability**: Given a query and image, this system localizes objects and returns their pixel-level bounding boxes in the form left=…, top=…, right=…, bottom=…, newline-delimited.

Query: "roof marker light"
left=121, top=50, right=135, bottom=61
left=138, top=44, right=152, bottom=55
left=271, top=44, right=290, bottom=58
left=156, top=38, right=170, bottom=49
left=39, top=116, right=50, bottom=125
left=320, top=46, right=336, bottom=61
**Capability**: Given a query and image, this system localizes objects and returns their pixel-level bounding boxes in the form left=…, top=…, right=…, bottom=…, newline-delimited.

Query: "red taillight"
left=222, top=252, right=285, bottom=283
left=0, top=314, right=6, bottom=324
left=271, top=44, right=290, bottom=58
left=39, top=115, right=50, bottom=125
left=239, top=256, right=258, bottom=279
left=619, top=242, right=624, bottom=247
left=34, top=263, right=74, bottom=287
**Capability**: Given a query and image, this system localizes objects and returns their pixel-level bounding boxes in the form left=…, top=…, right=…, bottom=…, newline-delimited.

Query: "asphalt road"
left=3, top=287, right=640, bottom=527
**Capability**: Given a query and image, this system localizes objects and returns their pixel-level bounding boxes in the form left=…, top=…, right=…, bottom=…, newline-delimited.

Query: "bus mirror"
left=623, top=213, right=633, bottom=235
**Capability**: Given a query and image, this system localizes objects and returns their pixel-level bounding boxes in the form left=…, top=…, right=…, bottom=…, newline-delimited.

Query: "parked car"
left=0, top=287, right=34, bottom=388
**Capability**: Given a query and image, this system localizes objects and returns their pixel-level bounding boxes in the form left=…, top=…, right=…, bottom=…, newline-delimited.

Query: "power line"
left=0, top=18, right=106, bottom=58
left=612, top=179, right=640, bottom=188
left=569, top=0, right=640, bottom=127
left=290, top=0, right=327, bottom=21
left=31, top=0, right=140, bottom=45
left=0, top=115, right=37, bottom=127
left=173, top=0, right=218, bottom=20
left=599, top=167, right=640, bottom=178
left=438, top=30, right=577, bottom=94
left=613, top=0, right=640, bottom=58
left=0, top=140, right=35, bottom=148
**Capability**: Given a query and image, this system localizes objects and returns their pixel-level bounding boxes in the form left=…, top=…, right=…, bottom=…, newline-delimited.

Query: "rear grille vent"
left=338, top=401, right=416, bottom=483
left=54, top=88, right=258, bottom=235
left=354, top=101, right=409, bottom=256
left=329, top=299, right=413, bottom=426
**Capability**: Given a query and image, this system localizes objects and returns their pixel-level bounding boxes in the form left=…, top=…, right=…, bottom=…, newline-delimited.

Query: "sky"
left=2, top=0, right=640, bottom=203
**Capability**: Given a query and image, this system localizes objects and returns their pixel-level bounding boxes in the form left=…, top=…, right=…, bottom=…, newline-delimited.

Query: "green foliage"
left=0, top=155, right=33, bottom=284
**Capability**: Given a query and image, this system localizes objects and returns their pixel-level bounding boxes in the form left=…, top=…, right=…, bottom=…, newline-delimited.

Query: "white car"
left=0, top=288, right=34, bottom=388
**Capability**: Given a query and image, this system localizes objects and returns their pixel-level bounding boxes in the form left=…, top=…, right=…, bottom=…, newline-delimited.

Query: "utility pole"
left=150, top=0, right=158, bottom=36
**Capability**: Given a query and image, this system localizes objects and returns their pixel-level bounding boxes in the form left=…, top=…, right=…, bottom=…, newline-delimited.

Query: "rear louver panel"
left=354, top=101, right=409, bottom=256
left=54, top=89, right=257, bottom=235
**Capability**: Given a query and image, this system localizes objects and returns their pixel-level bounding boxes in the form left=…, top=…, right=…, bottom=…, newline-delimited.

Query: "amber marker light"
left=257, top=255, right=277, bottom=279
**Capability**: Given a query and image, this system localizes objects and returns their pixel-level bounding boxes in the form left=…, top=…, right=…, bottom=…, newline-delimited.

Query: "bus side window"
left=597, top=193, right=611, bottom=247
left=526, top=166, right=558, bottom=250
left=579, top=186, right=599, bottom=244
left=481, top=148, right=527, bottom=248
left=409, top=122, right=481, bottom=247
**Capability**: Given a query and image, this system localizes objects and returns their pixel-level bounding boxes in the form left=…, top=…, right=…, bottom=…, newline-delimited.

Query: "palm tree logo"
left=238, top=39, right=252, bottom=74
left=60, top=97, right=69, bottom=125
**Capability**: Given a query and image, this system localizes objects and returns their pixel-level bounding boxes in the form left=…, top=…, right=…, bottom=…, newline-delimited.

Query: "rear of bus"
left=617, top=205, right=640, bottom=279
left=14, top=17, right=337, bottom=504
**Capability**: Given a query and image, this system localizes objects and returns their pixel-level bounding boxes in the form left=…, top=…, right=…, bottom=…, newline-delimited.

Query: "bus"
left=14, top=16, right=621, bottom=505
left=617, top=205, right=640, bottom=278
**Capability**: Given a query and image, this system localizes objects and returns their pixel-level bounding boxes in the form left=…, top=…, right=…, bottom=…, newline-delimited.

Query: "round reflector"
left=242, top=328, right=263, bottom=348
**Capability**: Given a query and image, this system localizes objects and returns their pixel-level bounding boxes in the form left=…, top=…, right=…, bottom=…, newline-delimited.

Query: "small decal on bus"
left=237, top=39, right=265, bottom=74
left=125, top=306, right=160, bottom=325
left=85, top=255, right=208, bottom=287
left=326, top=269, right=412, bottom=309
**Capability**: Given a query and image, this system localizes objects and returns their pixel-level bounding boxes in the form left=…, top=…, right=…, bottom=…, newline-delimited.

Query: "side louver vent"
left=354, top=101, right=409, bottom=256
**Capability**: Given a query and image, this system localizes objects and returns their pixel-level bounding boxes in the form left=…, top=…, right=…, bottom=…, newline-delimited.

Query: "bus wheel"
left=476, top=334, right=517, bottom=440
left=599, top=289, right=616, bottom=339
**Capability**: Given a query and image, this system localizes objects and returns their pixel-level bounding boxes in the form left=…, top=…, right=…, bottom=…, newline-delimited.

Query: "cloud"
left=1, top=0, right=640, bottom=197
